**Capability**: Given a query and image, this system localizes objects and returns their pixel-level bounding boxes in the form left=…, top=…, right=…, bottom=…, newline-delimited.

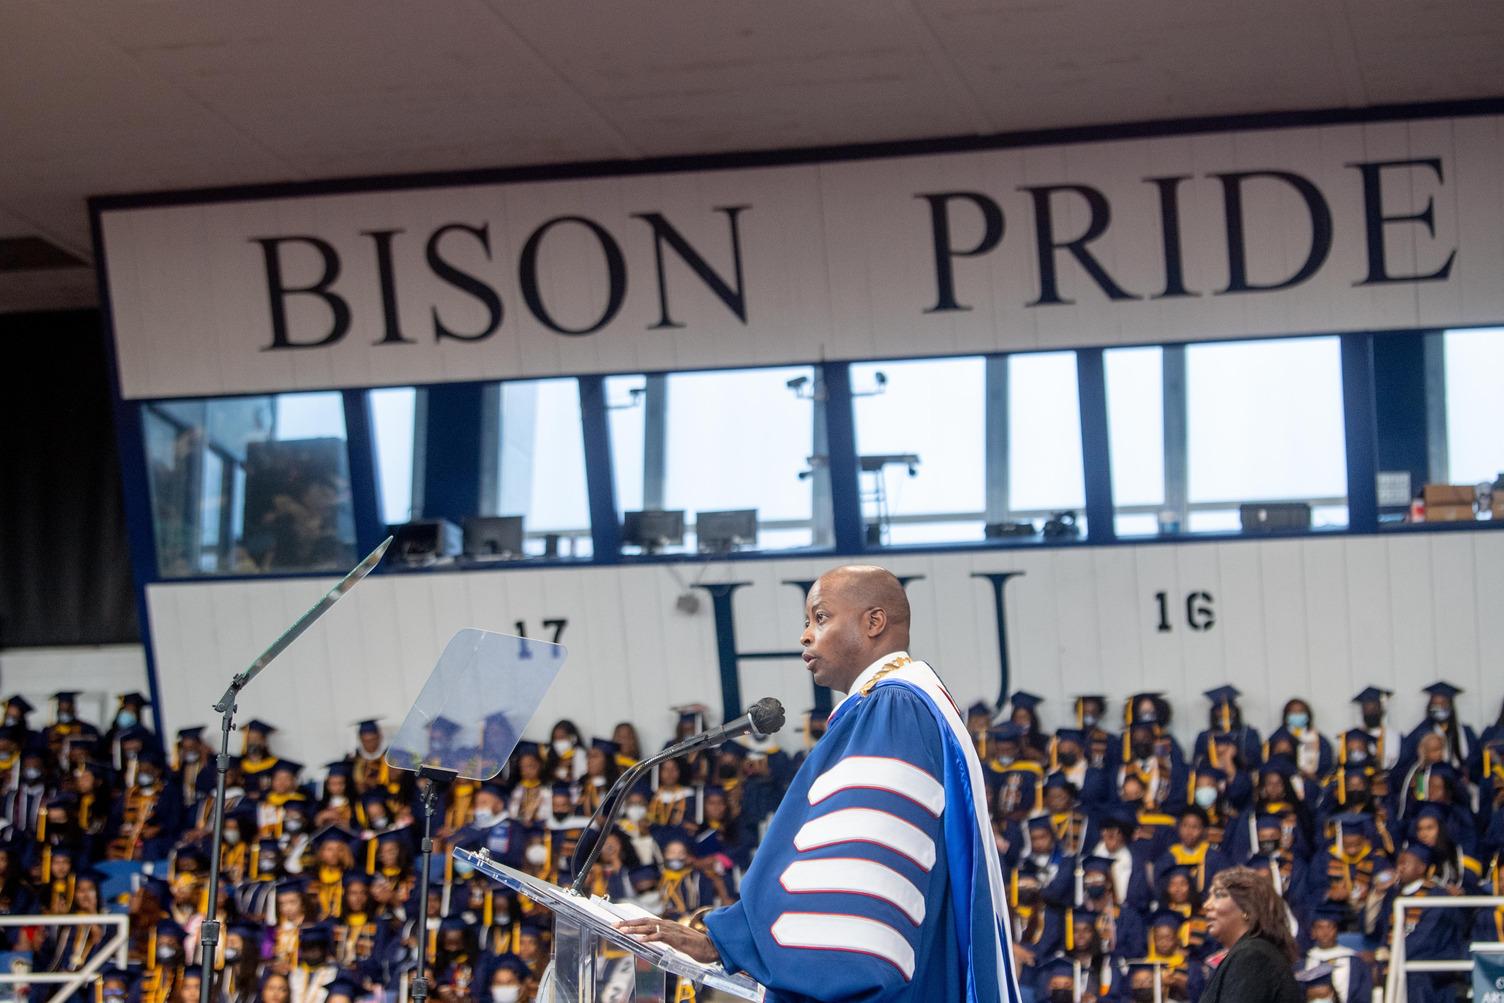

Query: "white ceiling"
left=3, top=0, right=1503, bottom=311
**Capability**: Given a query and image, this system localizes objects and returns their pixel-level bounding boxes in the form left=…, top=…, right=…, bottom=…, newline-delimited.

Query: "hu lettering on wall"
left=95, top=112, right=1502, bottom=400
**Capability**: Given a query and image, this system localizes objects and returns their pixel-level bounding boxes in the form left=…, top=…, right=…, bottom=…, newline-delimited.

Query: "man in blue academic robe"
left=617, top=564, right=1021, bottom=1003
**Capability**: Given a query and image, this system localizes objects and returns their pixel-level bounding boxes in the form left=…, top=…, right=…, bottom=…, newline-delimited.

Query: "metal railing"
left=1383, top=895, right=1504, bottom=1003
left=0, top=915, right=130, bottom=1000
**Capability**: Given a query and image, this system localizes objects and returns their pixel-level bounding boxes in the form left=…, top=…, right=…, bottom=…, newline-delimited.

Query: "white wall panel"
left=140, top=529, right=1504, bottom=771
left=101, top=114, right=1504, bottom=400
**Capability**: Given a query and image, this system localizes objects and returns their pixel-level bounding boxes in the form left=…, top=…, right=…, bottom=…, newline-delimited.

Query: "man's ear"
left=865, top=606, right=888, bottom=638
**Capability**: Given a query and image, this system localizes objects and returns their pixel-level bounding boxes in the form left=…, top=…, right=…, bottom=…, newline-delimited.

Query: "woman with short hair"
left=1199, top=867, right=1302, bottom=1003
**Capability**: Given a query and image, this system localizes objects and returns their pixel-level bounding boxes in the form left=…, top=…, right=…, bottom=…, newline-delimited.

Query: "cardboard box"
left=1426, top=503, right=1476, bottom=523
left=1424, top=484, right=1476, bottom=507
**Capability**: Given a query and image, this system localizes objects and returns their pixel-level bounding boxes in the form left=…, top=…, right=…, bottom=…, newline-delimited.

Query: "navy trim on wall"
left=89, top=210, right=167, bottom=733
left=577, top=375, right=621, bottom=564
left=818, top=363, right=864, bottom=554
left=1076, top=347, right=1117, bottom=543
left=1340, top=333, right=1381, bottom=532
left=341, top=389, right=388, bottom=560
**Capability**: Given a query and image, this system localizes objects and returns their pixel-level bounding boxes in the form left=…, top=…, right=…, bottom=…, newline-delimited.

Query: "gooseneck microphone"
left=568, top=697, right=785, bottom=895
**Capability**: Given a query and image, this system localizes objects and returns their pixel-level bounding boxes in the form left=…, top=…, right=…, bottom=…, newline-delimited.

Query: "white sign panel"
left=98, top=114, right=1504, bottom=400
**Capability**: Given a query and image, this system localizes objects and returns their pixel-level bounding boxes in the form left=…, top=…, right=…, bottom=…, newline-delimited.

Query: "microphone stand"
left=568, top=723, right=758, bottom=896
left=196, top=538, right=390, bottom=1003
left=409, top=766, right=458, bottom=1003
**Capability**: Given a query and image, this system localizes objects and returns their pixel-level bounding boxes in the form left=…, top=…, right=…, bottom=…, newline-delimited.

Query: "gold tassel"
left=147, top=927, right=158, bottom=971
left=1220, top=704, right=1230, bottom=733
left=366, top=839, right=378, bottom=875
left=1049, top=737, right=1059, bottom=772
left=41, top=846, right=51, bottom=884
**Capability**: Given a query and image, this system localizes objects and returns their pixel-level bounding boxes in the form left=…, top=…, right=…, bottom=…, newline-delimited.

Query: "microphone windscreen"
left=750, top=697, right=786, bottom=736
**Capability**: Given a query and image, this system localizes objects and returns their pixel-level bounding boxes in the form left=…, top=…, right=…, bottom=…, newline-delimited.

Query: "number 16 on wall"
left=1155, top=592, right=1215, bottom=632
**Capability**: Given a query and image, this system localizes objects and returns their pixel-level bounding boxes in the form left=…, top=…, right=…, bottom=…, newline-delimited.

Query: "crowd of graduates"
left=983, top=682, right=1504, bottom=1003
left=0, top=694, right=795, bottom=1003
left=0, top=679, right=1500, bottom=1003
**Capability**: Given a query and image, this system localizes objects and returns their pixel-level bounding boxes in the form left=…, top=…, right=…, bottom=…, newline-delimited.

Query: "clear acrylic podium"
left=454, top=846, right=764, bottom=1002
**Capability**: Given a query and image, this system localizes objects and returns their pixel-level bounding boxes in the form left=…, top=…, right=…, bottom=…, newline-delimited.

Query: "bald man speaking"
left=618, top=565, right=1022, bottom=1003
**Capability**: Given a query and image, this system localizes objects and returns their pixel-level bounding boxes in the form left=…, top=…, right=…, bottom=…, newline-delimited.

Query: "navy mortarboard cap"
left=100, top=966, right=139, bottom=989
left=1342, top=728, right=1376, bottom=748
left=1054, top=728, right=1085, bottom=746
left=135, top=747, right=166, bottom=768
left=324, top=977, right=360, bottom=1002
left=1261, top=757, right=1297, bottom=778
left=1353, top=686, right=1392, bottom=704
left=1125, top=692, right=1165, bottom=724
left=1099, top=809, right=1136, bottom=834
left=438, top=915, right=468, bottom=933
left=513, top=741, right=542, bottom=760
left=312, top=825, right=359, bottom=850
left=176, top=726, right=204, bottom=742
left=272, top=759, right=303, bottom=777
left=674, top=705, right=707, bottom=730
left=1204, top=685, right=1241, bottom=705
left=1034, top=956, right=1076, bottom=987
left=117, top=692, right=150, bottom=708
left=1255, top=814, right=1283, bottom=831
left=1042, top=772, right=1076, bottom=792
left=652, top=826, right=694, bottom=851
left=117, top=725, right=154, bottom=746
left=242, top=720, right=276, bottom=735
left=1399, top=841, right=1434, bottom=865
left=1025, top=814, right=1054, bottom=833
left=1310, top=902, right=1347, bottom=925
left=1296, top=963, right=1335, bottom=987
left=51, top=691, right=81, bottom=703
left=989, top=722, right=1024, bottom=743
left=628, top=863, right=661, bottom=886
left=967, top=701, right=992, bottom=720
left=1422, top=681, right=1461, bottom=699
left=1074, top=694, right=1106, bottom=710
left=491, top=953, right=531, bottom=979
left=702, top=784, right=728, bottom=800
left=298, top=923, right=332, bottom=946
left=1159, top=864, right=1194, bottom=884
left=356, top=719, right=381, bottom=736
left=6, top=696, right=34, bottom=715
left=1193, top=764, right=1223, bottom=782
left=1082, top=855, right=1114, bottom=875
left=133, top=873, right=170, bottom=903
left=1413, top=803, right=1447, bottom=825
left=1010, top=691, right=1043, bottom=712
left=590, top=737, right=619, bottom=757
left=428, top=716, right=461, bottom=737
left=718, top=740, right=746, bottom=760
left=549, top=782, right=574, bottom=799
left=325, top=760, right=352, bottom=779
left=276, top=876, right=309, bottom=895
left=360, top=788, right=389, bottom=806
left=1332, top=812, right=1372, bottom=834
left=155, top=918, right=186, bottom=940
left=1149, top=909, right=1184, bottom=930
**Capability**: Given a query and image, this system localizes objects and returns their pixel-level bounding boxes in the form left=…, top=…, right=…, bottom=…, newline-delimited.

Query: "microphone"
left=567, top=697, right=786, bottom=895
left=676, top=697, right=786, bottom=755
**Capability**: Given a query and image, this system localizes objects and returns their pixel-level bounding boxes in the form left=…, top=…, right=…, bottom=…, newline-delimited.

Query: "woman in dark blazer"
left=1199, top=866, right=1303, bottom=1003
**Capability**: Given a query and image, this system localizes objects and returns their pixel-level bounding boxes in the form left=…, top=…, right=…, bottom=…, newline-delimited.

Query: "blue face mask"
left=116, top=711, right=138, bottom=729
left=1286, top=712, right=1309, bottom=730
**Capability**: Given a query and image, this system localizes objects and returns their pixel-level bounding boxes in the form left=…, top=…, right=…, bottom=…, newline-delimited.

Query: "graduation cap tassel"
left=482, top=890, right=493, bottom=929
left=366, top=839, right=378, bottom=876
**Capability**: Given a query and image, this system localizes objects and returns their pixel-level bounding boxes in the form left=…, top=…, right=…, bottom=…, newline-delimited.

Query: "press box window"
left=608, top=366, right=824, bottom=555
left=481, top=377, right=592, bottom=559
left=142, top=391, right=356, bottom=577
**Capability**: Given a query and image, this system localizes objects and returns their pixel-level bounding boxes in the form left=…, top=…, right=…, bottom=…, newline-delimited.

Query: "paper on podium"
left=453, top=846, right=765, bottom=1001
left=385, top=629, right=565, bottom=781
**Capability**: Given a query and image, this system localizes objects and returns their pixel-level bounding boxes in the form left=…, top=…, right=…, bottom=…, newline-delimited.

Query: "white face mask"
left=552, top=738, right=575, bottom=756
left=491, top=986, right=520, bottom=1003
left=472, top=808, right=498, bottom=828
left=624, top=804, right=647, bottom=822
left=1193, top=786, right=1219, bottom=809
left=524, top=844, right=547, bottom=867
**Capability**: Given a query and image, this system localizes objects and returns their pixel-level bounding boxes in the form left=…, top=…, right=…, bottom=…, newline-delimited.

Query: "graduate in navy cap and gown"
left=1398, top=682, right=1478, bottom=780
left=1072, top=696, right=1117, bottom=771
left=505, top=742, right=547, bottom=828
left=1351, top=686, right=1399, bottom=770
left=989, top=723, right=1045, bottom=820
left=1311, top=813, right=1392, bottom=929
left=450, top=783, right=526, bottom=869
left=238, top=720, right=281, bottom=795
left=1007, top=691, right=1050, bottom=762
left=1196, top=686, right=1263, bottom=771
left=288, top=923, right=341, bottom=1003
left=44, top=691, right=100, bottom=752
left=106, top=748, right=180, bottom=860
left=1304, top=902, right=1374, bottom=1003
left=1050, top=729, right=1111, bottom=810
left=1377, top=842, right=1466, bottom=1003
left=1267, top=699, right=1334, bottom=782
left=578, top=737, right=621, bottom=816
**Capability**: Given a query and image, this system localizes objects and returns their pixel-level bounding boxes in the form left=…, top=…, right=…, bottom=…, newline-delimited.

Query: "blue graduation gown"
left=705, top=658, right=1020, bottom=1003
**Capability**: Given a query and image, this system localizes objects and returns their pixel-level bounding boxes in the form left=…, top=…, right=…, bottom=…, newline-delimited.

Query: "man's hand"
left=615, top=918, right=721, bottom=964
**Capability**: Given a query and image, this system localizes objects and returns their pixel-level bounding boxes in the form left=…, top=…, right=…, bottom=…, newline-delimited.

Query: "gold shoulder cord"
left=860, top=655, right=912, bottom=696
